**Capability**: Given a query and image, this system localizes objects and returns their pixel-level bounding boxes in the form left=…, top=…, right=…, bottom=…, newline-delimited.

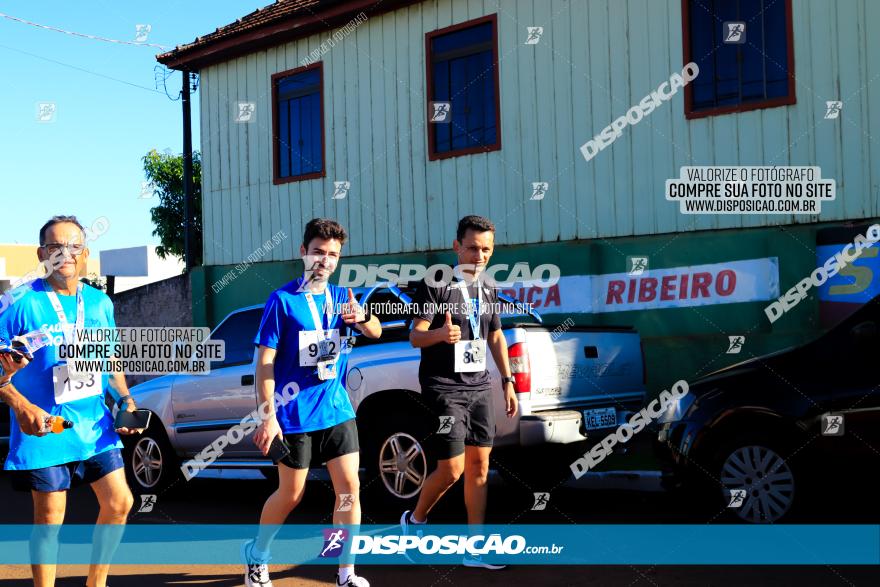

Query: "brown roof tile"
left=157, top=0, right=417, bottom=70
left=158, top=0, right=323, bottom=64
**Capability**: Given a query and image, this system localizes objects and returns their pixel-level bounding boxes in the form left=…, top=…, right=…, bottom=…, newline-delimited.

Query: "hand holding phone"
left=114, top=409, right=151, bottom=431
left=0, top=348, right=30, bottom=379
left=268, top=435, right=290, bottom=464
left=254, top=416, right=282, bottom=455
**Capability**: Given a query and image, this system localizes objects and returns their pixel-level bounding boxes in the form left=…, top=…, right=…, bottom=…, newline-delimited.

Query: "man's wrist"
left=6, top=394, right=28, bottom=413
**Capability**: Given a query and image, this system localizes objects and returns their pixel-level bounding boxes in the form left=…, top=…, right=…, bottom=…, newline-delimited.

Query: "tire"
left=123, top=423, right=182, bottom=495
left=360, top=409, right=434, bottom=505
left=712, top=432, right=802, bottom=524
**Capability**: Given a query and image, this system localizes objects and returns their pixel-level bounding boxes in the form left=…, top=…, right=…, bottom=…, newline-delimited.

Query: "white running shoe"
left=241, top=539, right=273, bottom=587
left=399, top=510, right=425, bottom=538
left=399, top=510, right=425, bottom=563
left=462, top=553, right=507, bottom=570
left=337, top=572, right=371, bottom=586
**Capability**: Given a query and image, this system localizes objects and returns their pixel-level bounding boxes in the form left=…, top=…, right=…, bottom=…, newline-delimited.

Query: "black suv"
left=656, top=294, right=879, bottom=523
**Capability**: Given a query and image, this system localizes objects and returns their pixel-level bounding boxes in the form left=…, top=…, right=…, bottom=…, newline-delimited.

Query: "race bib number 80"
left=454, top=340, right=487, bottom=373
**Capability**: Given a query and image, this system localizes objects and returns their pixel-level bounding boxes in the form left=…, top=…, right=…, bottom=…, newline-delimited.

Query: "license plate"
left=583, top=407, right=617, bottom=430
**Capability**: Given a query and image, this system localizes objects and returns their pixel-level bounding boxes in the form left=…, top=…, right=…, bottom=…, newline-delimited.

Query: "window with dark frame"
left=273, top=63, right=324, bottom=183
left=426, top=15, right=501, bottom=160
left=683, top=0, right=795, bottom=118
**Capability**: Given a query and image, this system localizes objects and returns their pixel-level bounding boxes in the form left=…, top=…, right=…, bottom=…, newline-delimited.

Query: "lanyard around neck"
left=453, top=279, right=484, bottom=341
left=45, top=281, right=84, bottom=337
left=303, top=290, right=333, bottom=338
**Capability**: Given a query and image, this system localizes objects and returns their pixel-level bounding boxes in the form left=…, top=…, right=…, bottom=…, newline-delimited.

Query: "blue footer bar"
left=0, top=524, right=877, bottom=565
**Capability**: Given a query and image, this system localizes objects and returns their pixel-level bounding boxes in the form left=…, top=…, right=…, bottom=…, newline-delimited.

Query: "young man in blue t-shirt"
left=0, top=216, right=142, bottom=587
left=242, top=218, right=381, bottom=587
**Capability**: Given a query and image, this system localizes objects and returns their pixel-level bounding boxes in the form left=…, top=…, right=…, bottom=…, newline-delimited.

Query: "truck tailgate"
left=515, top=325, right=645, bottom=411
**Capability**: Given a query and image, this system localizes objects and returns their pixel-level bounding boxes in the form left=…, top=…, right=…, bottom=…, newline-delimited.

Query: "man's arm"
left=488, top=328, right=518, bottom=418
left=0, top=354, right=48, bottom=436
left=103, top=298, right=141, bottom=433
left=352, top=314, right=382, bottom=338
left=409, top=314, right=460, bottom=348
left=252, top=345, right=281, bottom=455
left=341, top=288, right=382, bottom=339
left=107, top=365, right=143, bottom=434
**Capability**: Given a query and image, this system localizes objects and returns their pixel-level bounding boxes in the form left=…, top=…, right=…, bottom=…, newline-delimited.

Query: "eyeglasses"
left=42, top=243, right=86, bottom=256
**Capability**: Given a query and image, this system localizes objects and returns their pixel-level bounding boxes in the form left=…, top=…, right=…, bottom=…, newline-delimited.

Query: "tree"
left=81, top=272, right=107, bottom=292
left=142, top=149, right=202, bottom=266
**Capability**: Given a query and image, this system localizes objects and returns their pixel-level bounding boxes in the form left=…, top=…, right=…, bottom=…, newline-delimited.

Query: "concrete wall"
left=110, top=273, right=192, bottom=386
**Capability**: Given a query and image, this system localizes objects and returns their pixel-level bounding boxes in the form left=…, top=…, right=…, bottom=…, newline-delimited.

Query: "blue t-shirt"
left=0, top=279, right=122, bottom=471
left=253, top=277, right=355, bottom=434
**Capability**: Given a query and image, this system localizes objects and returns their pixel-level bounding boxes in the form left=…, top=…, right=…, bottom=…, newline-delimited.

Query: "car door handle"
left=241, top=374, right=254, bottom=386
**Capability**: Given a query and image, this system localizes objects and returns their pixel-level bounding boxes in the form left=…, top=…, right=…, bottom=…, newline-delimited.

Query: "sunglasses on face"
left=42, top=243, right=86, bottom=256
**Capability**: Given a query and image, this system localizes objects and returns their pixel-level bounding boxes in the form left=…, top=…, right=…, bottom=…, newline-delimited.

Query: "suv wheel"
left=717, top=437, right=797, bottom=523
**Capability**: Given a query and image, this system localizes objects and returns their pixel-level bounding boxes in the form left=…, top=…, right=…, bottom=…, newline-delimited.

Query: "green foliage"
left=81, top=273, right=107, bottom=292
left=142, top=149, right=202, bottom=265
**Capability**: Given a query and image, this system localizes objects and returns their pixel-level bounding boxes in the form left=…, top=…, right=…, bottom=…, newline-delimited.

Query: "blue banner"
left=0, top=524, right=877, bottom=565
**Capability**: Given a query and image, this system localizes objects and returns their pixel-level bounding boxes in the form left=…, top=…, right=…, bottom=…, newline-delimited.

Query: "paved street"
left=1, top=468, right=878, bottom=586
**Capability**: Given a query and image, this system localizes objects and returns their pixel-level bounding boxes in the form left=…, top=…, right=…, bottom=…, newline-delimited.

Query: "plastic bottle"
left=43, top=416, right=73, bottom=433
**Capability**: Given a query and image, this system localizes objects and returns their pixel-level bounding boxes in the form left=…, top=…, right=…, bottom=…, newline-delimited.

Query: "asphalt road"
left=1, top=467, right=878, bottom=586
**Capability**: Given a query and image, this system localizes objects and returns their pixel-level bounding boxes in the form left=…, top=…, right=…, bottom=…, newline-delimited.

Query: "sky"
left=0, top=0, right=267, bottom=253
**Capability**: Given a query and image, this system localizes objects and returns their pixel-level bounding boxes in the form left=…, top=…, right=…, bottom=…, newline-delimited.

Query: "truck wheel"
left=360, top=410, right=434, bottom=504
left=123, top=423, right=182, bottom=495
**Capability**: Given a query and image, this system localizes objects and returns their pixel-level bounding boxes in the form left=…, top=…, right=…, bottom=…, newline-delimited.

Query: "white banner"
left=498, top=258, right=779, bottom=315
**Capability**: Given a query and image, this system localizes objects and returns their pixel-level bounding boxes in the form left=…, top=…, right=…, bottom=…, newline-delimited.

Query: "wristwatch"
left=356, top=310, right=372, bottom=324
left=116, top=395, right=134, bottom=408
left=501, top=376, right=516, bottom=385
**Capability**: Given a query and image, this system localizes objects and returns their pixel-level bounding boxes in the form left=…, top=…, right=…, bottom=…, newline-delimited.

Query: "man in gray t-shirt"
left=400, top=215, right=518, bottom=570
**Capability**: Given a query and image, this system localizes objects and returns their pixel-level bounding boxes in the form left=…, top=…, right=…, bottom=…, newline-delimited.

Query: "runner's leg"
left=412, top=454, right=465, bottom=521
left=255, top=463, right=309, bottom=552
left=463, top=445, right=492, bottom=525
left=86, top=467, right=133, bottom=587
left=326, top=451, right=361, bottom=574
left=31, top=489, right=67, bottom=587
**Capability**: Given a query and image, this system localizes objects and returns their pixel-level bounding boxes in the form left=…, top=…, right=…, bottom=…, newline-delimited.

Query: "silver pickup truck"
left=124, top=284, right=647, bottom=500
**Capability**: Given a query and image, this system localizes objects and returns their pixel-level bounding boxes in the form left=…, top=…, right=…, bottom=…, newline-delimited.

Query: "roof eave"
left=157, top=0, right=421, bottom=71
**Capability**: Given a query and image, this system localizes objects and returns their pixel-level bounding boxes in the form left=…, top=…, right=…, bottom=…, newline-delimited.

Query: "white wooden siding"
left=198, top=0, right=880, bottom=265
